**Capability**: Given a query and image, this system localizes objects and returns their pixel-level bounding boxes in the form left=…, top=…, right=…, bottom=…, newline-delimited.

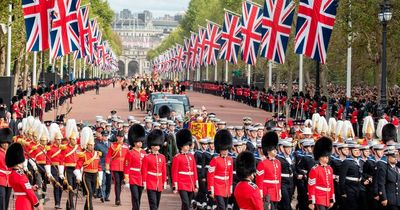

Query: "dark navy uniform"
left=277, top=152, right=295, bottom=210
left=363, top=156, right=379, bottom=210
left=339, top=156, right=362, bottom=210
left=377, top=161, right=400, bottom=210
left=194, top=149, right=207, bottom=209
left=329, top=154, right=343, bottom=210
left=296, top=152, right=314, bottom=210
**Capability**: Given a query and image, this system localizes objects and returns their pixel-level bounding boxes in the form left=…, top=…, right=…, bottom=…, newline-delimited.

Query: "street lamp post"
left=378, top=0, right=392, bottom=116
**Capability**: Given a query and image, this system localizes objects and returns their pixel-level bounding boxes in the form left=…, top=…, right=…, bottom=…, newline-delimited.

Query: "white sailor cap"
left=145, top=119, right=153, bottom=123
left=199, top=138, right=209, bottom=144
left=302, top=140, right=315, bottom=147
left=95, top=116, right=103, bottom=121
left=372, top=144, right=385, bottom=150
left=123, top=123, right=130, bottom=127
left=127, top=116, right=135, bottom=121
left=235, top=126, right=244, bottom=130
left=249, top=126, right=258, bottom=132
left=168, top=122, right=176, bottom=126
left=217, top=121, right=226, bottom=125
left=279, top=140, right=293, bottom=147
left=256, top=126, right=265, bottom=130
left=226, top=126, right=234, bottom=130
left=153, top=122, right=161, bottom=127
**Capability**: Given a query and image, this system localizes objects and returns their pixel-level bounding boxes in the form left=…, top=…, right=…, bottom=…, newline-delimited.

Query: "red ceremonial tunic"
left=207, top=155, right=234, bottom=197
left=127, top=92, right=135, bottom=102
left=142, top=153, right=167, bottom=192
left=76, top=150, right=102, bottom=173
left=46, top=144, right=65, bottom=166
left=171, top=153, right=198, bottom=192
left=106, top=142, right=129, bottom=172
left=9, top=169, right=39, bottom=210
left=61, top=144, right=81, bottom=167
left=0, top=148, right=10, bottom=187
left=308, top=164, right=335, bottom=207
left=256, top=157, right=282, bottom=202
left=234, top=180, right=263, bottom=210
left=124, top=148, right=147, bottom=186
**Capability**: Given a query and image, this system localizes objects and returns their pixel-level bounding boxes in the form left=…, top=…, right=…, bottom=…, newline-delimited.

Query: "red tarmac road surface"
left=40, top=84, right=272, bottom=209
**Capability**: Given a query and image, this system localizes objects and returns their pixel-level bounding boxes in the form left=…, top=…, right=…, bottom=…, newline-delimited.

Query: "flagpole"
left=214, top=64, right=218, bottom=82
left=60, top=56, right=64, bottom=81
left=5, top=3, right=12, bottom=76
left=83, top=63, right=86, bottom=79
left=206, top=65, right=209, bottom=81
left=197, top=66, right=200, bottom=81
left=225, top=60, right=228, bottom=82
left=73, top=58, right=76, bottom=80
left=247, top=64, right=251, bottom=86
left=299, top=55, right=304, bottom=92
left=346, top=0, right=352, bottom=98
left=268, top=61, right=272, bottom=87
left=32, top=52, right=37, bottom=87
left=78, top=59, right=82, bottom=79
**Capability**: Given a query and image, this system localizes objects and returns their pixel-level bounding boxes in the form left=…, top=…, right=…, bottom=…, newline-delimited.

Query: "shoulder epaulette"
left=78, top=152, right=85, bottom=158
left=97, top=151, right=102, bottom=157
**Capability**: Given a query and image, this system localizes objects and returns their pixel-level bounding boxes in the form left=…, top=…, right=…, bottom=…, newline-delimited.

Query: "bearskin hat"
left=6, top=143, right=25, bottom=167
left=128, top=124, right=146, bottom=146
left=261, top=131, right=279, bottom=155
left=147, top=129, right=164, bottom=147
left=176, top=129, right=193, bottom=149
left=214, top=129, right=233, bottom=153
left=158, top=105, right=171, bottom=119
left=382, top=123, right=397, bottom=144
left=0, top=128, right=13, bottom=144
left=313, top=137, right=333, bottom=160
left=128, top=85, right=133, bottom=91
left=236, top=151, right=256, bottom=180
left=180, top=85, right=186, bottom=92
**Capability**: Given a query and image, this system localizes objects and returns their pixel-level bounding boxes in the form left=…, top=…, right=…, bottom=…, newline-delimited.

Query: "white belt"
left=345, top=177, right=361, bottom=182
left=178, top=171, right=194, bottom=175
left=281, top=174, right=293, bottom=178
left=263, top=180, right=279, bottom=184
left=130, top=168, right=140, bottom=172
left=0, top=169, right=11, bottom=175
left=215, top=175, right=229, bottom=181
left=196, top=165, right=202, bottom=168
left=233, top=171, right=236, bottom=175
left=316, top=186, right=331, bottom=192
left=148, top=172, right=162, bottom=177
left=14, top=192, right=27, bottom=196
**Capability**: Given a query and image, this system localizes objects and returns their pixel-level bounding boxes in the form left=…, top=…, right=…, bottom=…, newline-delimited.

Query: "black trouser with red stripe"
left=112, top=171, right=124, bottom=204
left=65, top=166, right=77, bottom=210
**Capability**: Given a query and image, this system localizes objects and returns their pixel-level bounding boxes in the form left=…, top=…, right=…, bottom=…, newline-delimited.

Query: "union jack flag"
left=189, top=32, right=199, bottom=70
left=203, top=22, right=221, bottom=66
left=75, top=5, right=90, bottom=60
left=88, top=19, right=98, bottom=64
left=183, top=37, right=190, bottom=69
left=197, top=27, right=207, bottom=67
left=294, top=0, right=338, bottom=64
left=218, top=11, right=242, bottom=64
left=260, top=0, right=295, bottom=64
left=50, top=0, right=80, bottom=59
left=240, top=1, right=263, bottom=65
left=175, top=44, right=184, bottom=71
left=22, top=0, right=55, bottom=52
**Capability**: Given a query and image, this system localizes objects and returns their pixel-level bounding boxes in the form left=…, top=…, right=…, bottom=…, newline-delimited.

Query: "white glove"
left=45, top=165, right=52, bottom=178
left=58, top=165, right=65, bottom=179
left=28, top=159, right=38, bottom=171
left=23, top=160, right=28, bottom=171
left=124, top=183, right=130, bottom=189
left=73, top=169, right=82, bottom=182
left=105, top=170, right=111, bottom=174
left=98, top=171, right=104, bottom=185
left=143, top=182, right=147, bottom=191
left=164, top=182, right=167, bottom=190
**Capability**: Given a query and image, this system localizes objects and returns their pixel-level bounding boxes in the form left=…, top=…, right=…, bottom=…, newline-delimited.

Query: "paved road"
left=40, top=84, right=272, bottom=210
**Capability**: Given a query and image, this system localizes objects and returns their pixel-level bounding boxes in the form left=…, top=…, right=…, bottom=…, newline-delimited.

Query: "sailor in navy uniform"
left=194, top=138, right=209, bottom=210
left=339, top=142, right=362, bottom=210
left=295, top=140, right=315, bottom=210
left=277, top=140, right=295, bottom=210
left=363, top=143, right=385, bottom=210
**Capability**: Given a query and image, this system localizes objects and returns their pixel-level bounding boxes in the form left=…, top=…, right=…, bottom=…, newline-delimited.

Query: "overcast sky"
left=108, top=0, right=190, bottom=17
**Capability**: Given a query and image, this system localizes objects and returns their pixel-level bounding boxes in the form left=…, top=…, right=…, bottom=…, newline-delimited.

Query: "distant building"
left=112, top=10, right=180, bottom=76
